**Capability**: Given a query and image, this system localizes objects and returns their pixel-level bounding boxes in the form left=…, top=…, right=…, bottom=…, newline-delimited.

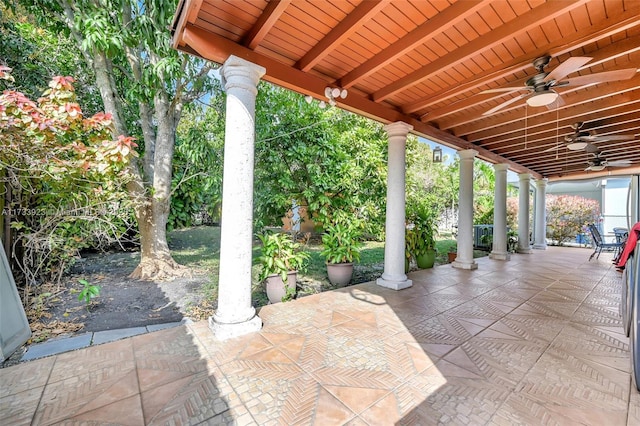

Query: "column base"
left=532, top=243, right=547, bottom=250
left=517, top=247, right=534, bottom=254
left=489, top=251, right=511, bottom=261
left=376, top=276, right=412, bottom=290
left=209, top=314, right=262, bottom=341
left=452, top=260, right=478, bottom=270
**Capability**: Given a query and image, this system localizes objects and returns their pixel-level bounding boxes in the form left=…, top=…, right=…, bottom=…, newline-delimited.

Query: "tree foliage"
left=0, top=68, right=136, bottom=290
left=0, top=3, right=100, bottom=112
left=546, top=194, right=600, bottom=245
left=254, top=85, right=389, bottom=238
left=169, top=96, right=225, bottom=230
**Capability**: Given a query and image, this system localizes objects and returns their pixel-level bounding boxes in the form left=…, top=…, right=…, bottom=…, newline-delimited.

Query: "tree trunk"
left=60, top=1, right=192, bottom=281
left=129, top=89, right=188, bottom=280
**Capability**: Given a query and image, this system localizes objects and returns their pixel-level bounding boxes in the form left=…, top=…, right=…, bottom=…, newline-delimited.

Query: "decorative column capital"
left=536, top=178, right=548, bottom=189
left=493, top=163, right=509, bottom=172
left=458, top=149, right=478, bottom=160
left=220, top=55, right=266, bottom=94
left=383, top=121, right=413, bottom=139
left=518, top=173, right=531, bottom=182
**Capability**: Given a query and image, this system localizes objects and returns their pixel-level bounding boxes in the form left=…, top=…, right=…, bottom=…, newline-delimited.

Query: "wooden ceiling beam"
left=372, top=0, right=589, bottom=103
left=478, top=109, right=640, bottom=148
left=243, top=0, right=291, bottom=50
left=506, top=136, right=640, bottom=164
left=407, top=6, right=640, bottom=116
left=296, top=0, right=388, bottom=72
left=465, top=92, right=640, bottom=145
left=338, top=0, right=485, bottom=89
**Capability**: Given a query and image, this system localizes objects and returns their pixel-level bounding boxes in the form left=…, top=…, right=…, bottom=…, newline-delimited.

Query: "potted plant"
left=407, top=206, right=438, bottom=269
left=320, top=215, right=363, bottom=287
left=447, top=245, right=457, bottom=263
left=258, top=231, right=309, bottom=303
left=405, top=223, right=417, bottom=272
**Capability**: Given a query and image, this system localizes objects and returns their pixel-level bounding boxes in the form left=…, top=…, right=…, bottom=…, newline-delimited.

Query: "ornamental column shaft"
left=533, top=178, right=548, bottom=249
left=490, top=164, right=510, bottom=261
left=517, top=173, right=533, bottom=253
left=210, top=56, right=265, bottom=340
left=453, top=149, right=478, bottom=270
left=377, top=122, right=413, bottom=290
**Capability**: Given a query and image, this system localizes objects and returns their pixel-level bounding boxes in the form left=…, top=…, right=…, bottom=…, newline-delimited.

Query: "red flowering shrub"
left=1, top=68, right=137, bottom=289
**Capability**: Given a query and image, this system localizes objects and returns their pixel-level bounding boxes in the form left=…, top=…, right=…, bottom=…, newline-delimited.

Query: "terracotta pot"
left=448, top=252, right=457, bottom=263
left=265, top=271, right=297, bottom=303
left=416, top=249, right=436, bottom=269
left=326, top=262, right=353, bottom=287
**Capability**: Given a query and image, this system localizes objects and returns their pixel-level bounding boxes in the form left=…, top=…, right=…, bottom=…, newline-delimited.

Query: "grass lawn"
left=168, top=225, right=488, bottom=309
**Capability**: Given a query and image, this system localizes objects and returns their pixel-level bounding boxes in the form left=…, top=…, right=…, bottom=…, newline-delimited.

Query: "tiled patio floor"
left=2, top=247, right=639, bottom=425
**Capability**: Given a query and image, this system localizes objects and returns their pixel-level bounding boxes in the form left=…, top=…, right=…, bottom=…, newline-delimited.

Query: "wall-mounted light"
left=433, top=146, right=443, bottom=163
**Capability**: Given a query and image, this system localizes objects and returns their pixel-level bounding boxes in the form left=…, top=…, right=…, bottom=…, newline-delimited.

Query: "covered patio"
left=2, top=247, right=638, bottom=424
left=168, top=0, right=640, bottom=339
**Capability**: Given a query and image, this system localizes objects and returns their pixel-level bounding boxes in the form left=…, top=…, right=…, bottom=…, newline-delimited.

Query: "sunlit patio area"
left=2, top=246, right=639, bottom=425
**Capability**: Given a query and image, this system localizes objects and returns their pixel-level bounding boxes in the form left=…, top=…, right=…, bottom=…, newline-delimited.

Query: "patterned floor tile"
left=34, top=367, right=140, bottom=425
left=0, top=386, right=43, bottom=425
left=2, top=247, right=639, bottom=425
left=0, top=356, right=54, bottom=398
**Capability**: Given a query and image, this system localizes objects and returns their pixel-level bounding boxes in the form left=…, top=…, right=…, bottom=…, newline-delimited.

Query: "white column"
left=210, top=56, right=265, bottom=340
left=517, top=173, right=533, bottom=253
left=377, top=122, right=413, bottom=290
left=490, top=163, right=510, bottom=261
left=533, top=178, right=548, bottom=250
left=453, top=149, right=478, bottom=270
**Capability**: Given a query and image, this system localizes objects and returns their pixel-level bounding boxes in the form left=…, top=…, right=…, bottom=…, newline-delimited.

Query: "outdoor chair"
left=587, top=223, right=624, bottom=261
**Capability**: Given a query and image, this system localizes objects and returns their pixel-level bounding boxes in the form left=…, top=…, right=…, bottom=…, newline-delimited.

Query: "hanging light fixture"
left=526, top=89, right=558, bottom=107
left=433, top=146, right=443, bottom=163
left=566, top=141, right=588, bottom=151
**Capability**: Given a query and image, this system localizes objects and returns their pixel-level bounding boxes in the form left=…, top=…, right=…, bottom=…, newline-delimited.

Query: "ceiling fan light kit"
left=566, top=141, right=589, bottom=151
left=526, top=89, right=558, bottom=107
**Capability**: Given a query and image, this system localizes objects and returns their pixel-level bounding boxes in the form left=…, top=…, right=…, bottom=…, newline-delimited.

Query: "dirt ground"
left=53, top=251, right=208, bottom=332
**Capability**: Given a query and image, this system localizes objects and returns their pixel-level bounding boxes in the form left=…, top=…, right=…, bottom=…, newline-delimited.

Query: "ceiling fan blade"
left=608, top=160, right=632, bottom=167
left=563, top=68, right=637, bottom=86
left=480, top=87, right=528, bottom=93
left=580, top=134, right=635, bottom=142
left=542, top=143, right=563, bottom=153
left=482, top=93, right=529, bottom=116
left=544, top=56, right=592, bottom=83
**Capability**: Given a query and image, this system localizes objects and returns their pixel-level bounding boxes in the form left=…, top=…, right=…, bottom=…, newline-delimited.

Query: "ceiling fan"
left=543, top=122, right=636, bottom=153
left=585, top=152, right=631, bottom=172
left=481, top=56, right=637, bottom=116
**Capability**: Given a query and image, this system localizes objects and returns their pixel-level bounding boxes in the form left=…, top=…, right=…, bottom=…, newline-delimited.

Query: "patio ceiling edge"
left=172, top=19, right=541, bottom=178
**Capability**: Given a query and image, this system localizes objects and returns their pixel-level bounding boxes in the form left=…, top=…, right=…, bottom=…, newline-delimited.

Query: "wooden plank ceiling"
left=171, top=0, right=640, bottom=181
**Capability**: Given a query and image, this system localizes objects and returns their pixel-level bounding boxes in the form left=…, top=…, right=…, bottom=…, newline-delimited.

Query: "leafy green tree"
left=405, top=139, right=450, bottom=234
left=473, top=161, right=496, bottom=224
left=254, top=85, right=388, bottom=238
left=18, top=0, right=215, bottom=279
left=169, top=97, right=225, bottom=230
left=0, top=3, right=99, bottom=112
